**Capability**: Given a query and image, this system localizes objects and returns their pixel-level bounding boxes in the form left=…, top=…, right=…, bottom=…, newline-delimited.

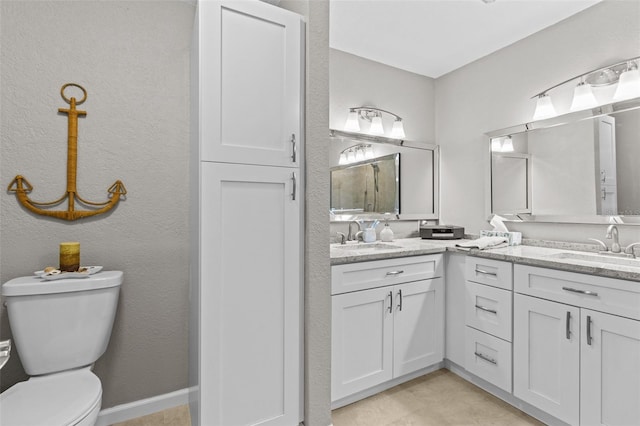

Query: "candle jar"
left=59, top=242, right=80, bottom=272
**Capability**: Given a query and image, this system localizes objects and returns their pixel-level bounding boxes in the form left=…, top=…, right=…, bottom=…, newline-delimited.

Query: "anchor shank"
left=58, top=97, right=86, bottom=208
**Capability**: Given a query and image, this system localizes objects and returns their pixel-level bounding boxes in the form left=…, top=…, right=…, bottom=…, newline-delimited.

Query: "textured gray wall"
left=0, top=0, right=195, bottom=408
left=436, top=0, right=640, bottom=243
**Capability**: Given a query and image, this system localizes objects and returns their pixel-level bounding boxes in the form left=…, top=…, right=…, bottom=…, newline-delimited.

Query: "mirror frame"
left=330, top=129, right=440, bottom=222
left=485, top=96, right=640, bottom=225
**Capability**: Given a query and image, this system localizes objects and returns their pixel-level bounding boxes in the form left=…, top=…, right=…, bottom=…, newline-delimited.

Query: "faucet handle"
left=624, top=242, right=640, bottom=258
left=588, top=238, right=609, bottom=252
left=337, top=232, right=346, bottom=245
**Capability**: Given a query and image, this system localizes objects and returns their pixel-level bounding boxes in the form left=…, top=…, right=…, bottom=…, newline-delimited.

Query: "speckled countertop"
left=330, top=237, right=640, bottom=283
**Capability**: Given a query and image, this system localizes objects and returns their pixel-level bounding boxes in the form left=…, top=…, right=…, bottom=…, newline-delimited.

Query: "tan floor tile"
left=110, top=404, right=191, bottom=426
left=332, top=369, right=544, bottom=426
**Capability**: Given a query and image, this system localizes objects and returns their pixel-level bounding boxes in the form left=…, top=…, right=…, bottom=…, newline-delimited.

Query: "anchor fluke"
left=7, top=84, right=126, bottom=221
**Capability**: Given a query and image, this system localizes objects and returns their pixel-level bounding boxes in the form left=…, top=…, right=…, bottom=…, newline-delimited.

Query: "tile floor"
left=332, top=369, right=544, bottom=426
left=113, top=369, right=543, bottom=426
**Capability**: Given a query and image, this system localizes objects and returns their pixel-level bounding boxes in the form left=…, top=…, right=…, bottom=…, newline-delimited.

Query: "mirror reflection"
left=489, top=104, right=640, bottom=221
left=330, top=132, right=438, bottom=221
left=331, top=153, right=399, bottom=215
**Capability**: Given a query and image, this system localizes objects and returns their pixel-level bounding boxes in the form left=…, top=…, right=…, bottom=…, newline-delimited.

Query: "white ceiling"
left=330, top=0, right=601, bottom=78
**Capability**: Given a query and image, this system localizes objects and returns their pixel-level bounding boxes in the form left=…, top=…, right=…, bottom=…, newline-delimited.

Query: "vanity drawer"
left=466, top=257, right=513, bottom=290
left=465, top=281, right=512, bottom=342
left=331, top=254, right=443, bottom=295
left=465, top=326, right=512, bottom=393
left=514, top=265, right=640, bottom=320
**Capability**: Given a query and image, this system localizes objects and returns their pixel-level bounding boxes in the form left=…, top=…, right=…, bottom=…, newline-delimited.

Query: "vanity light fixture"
left=339, top=143, right=374, bottom=165
left=531, top=56, right=640, bottom=120
left=344, top=106, right=405, bottom=139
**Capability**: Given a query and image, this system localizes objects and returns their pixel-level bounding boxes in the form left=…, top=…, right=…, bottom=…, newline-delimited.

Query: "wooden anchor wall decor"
left=8, top=83, right=126, bottom=221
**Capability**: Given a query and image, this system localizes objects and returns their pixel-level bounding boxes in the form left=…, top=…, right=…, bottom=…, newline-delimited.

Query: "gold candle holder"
left=59, top=242, right=80, bottom=272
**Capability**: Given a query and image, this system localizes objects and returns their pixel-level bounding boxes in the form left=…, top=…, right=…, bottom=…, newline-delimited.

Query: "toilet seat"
left=0, top=368, right=102, bottom=426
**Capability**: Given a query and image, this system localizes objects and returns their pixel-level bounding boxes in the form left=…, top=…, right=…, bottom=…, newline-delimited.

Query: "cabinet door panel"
left=200, top=0, right=302, bottom=167
left=581, top=310, right=640, bottom=426
left=201, top=162, right=300, bottom=426
left=332, top=287, right=394, bottom=401
left=393, top=279, right=444, bottom=376
left=513, top=294, right=579, bottom=425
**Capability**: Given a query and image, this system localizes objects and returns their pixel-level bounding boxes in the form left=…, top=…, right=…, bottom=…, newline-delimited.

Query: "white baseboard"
left=95, top=388, right=190, bottom=426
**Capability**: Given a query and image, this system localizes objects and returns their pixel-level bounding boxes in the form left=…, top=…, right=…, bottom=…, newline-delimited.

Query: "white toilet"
left=0, top=271, right=122, bottom=426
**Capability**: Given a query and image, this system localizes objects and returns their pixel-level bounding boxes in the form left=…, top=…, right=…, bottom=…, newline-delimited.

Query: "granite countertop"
left=330, top=237, right=640, bottom=283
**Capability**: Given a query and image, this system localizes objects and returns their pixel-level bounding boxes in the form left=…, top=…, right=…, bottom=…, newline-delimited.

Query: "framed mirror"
left=330, top=130, right=439, bottom=221
left=487, top=97, right=640, bottom=224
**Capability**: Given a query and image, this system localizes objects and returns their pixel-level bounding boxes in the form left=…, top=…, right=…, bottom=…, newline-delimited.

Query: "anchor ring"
left=60, top=83, right=87, bottom=105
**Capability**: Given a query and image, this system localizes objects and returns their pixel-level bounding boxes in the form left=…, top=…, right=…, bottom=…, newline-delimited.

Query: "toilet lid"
left=0, top=369, right=101, bottom=426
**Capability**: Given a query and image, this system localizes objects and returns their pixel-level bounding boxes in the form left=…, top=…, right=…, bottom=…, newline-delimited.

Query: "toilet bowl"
left=0, top=368, right=102, bottom=426
left=0, top=271, right=122, bottom=426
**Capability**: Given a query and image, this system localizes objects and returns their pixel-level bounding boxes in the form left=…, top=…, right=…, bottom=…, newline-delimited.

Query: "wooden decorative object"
left=8, top=83, right=126, bottom=220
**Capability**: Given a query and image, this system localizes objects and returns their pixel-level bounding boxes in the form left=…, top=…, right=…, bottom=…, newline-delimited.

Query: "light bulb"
left=613, top=66, right=640, bottom=101
left=533, top=93, right=556, bottom=120
left=339, top=152, right=347, bottom=165
left=344, top=110, right=360, bottom=132
left=369, top=115, right=384, bottom=135
left=570, top=82, right=597, bottom=111
left=390, top=120, right=405, bottom=139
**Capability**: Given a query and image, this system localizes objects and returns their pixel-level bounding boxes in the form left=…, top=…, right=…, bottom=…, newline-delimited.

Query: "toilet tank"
left=1, top=271, right=122, bottom=376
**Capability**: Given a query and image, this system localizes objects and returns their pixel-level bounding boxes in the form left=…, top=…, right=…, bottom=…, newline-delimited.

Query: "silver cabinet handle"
left=291, top=172, right=296, bottom=201
left=475, top=305, right=497, bottom=314
left=475, top=268, right=497, bottom=277
left=474, top=352, right=497, bottom=365
left=566, top=311, right=571, bottom=340
left=397, top=289, right=403, bottom=311
left=587, top=315, right=593, bottom=346
left=387, top=291, right=393, bottom=314
left=386, top=270, right=404, bottom=276
left=562, top=287, right=598, bottom=297
left=291, top=133, right=297, bottom=163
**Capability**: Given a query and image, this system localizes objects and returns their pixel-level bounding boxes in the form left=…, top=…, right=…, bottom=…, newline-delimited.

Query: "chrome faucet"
left=347, top=221, right=361, bottom=241
left=606, top=225, right=622, bottom=253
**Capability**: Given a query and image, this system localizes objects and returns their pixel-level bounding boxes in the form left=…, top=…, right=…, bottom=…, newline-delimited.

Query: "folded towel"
left=455, top=236, right=508, bottom=251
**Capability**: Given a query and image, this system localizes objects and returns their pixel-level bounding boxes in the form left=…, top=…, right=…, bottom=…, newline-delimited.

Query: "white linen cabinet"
left=191, top=1, right=304, bottom=425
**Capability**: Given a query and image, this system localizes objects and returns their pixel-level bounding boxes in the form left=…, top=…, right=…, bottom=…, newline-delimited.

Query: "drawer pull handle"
left=386, top=270, right=404, bottom=276
left=562, top=287, right=599, bottom=297
left=388, top=291, right=393, bottom=314
left=475, top=305, right=497, bottom=314
left=397, top=289, right=403, bottom=311
left=474, top=352, right=497, bottom=365
left=587, top=315, right=593, bottom=346
left=566, top=311, right=572, bottom=340
left=475, top=268, right=497, bottom=277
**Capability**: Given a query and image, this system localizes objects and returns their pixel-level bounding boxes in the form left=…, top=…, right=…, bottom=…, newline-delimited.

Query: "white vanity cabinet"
left=514, top=265, right=640, bottom=426
left=464, top=257, right=513, bottom=392
left=331, top=255, right=444, bottom=404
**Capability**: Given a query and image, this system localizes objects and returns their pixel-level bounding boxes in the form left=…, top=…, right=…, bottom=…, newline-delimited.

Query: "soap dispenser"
left=380, top=219, right=394, bottom=242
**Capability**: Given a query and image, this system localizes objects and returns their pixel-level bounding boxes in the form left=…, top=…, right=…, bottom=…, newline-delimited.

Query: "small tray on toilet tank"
left=34, top=266, right=103, bottom=280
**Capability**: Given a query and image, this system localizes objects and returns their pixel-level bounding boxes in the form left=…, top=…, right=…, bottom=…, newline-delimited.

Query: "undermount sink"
left=333, top=243, right=402, bottom=251
left=546, top=252, right=640, bottom=268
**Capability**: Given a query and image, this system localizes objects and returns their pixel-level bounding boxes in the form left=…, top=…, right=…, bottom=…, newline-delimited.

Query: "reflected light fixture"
left=343, top=106, right=406, bottom=139
left=491, top=136, right=513, bottom=153
left=531, top=56, right=640, bottom=121
left=339, top=144, right=374, bottom=165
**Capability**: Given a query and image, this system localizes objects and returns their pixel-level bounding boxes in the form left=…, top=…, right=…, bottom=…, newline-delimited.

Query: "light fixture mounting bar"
left=349, top=106, right=403, bottom=121
left=531, top=55, right=640, bottom=99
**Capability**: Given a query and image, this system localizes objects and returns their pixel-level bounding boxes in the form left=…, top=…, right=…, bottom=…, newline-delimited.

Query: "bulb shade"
left=355, top=148, right=365, bottom=162
left=613, top=68, right=640, bottom=101
left=532, top=94, right=557, bottom=120
left=344, top=111, right=360, bottom=132
left=501, top=138, right=514, bottom=153
left=347, top=150, right=355, bottom=163
left=570, top=83, right=597, bottom=111
left=390, top=120, right=406, bottom=139
left=364, top=145, right=374, bottom=159
left=491, top=138, right=502, bottom=152
left=369, top=116, right=385, bottom=135
left=339, top=153, right=347, bottom=165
